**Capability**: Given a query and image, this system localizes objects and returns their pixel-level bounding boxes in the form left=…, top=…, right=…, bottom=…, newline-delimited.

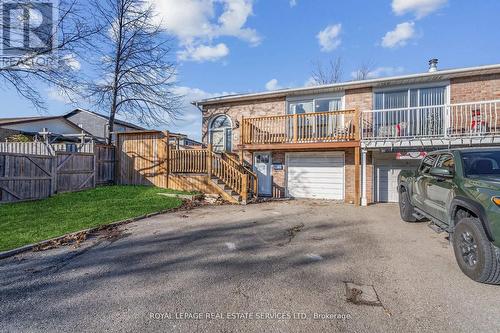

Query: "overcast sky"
left=1, top=0, right=499, bottom=141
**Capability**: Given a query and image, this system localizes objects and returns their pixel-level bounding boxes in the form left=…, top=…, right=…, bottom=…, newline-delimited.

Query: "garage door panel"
left=287, top=152, right=344, bottom=200
left=375, top=161, right=420, bottom=203
left=288, top=179, right=344, bottom=186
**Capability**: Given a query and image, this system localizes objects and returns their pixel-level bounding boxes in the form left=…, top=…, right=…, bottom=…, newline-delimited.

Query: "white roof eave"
left=193, top=63, right=500, bottom=107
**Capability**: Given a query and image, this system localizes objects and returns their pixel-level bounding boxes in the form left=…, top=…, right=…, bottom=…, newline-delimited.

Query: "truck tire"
left=452, top=217, right=500, bottom=284
left=399, top=187, right=417, bottom=222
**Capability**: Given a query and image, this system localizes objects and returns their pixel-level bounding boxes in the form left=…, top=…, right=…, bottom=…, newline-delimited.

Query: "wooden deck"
left=241, top=109, right=360, bottom=150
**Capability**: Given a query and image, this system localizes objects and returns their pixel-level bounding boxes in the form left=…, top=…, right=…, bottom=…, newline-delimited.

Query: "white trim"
left=285, top=151, right=345, bottom=200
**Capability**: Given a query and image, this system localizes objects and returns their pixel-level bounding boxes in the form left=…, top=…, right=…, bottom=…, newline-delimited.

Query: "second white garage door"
left=287, top=152, right=344, bottom=200
left=375, top=162, right=420, bottom=203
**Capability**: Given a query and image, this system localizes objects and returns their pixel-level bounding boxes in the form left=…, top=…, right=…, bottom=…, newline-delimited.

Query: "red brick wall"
left=451, top=73, right=500, bottom=103
left=345, top=87, right=373, bottom=111
left=271, top=151, right=286, bottom=198
left=344, top=148, right=357, bottom=204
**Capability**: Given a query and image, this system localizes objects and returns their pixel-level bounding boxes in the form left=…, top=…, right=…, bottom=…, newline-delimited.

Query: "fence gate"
left=0, top=153, right=55, bottom=203
left=116, top=131, right=169, bottom=188
left=95, top=144, right=115, bottom=185
left=56, top=152, right=96, bottom=193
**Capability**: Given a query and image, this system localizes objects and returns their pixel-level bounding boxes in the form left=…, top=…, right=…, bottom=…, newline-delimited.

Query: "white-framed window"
left=286, top=94, right=345, bottom=140
left=287, top=94, right=343, bottom=115
left=209, top=114, right=232, bottom=152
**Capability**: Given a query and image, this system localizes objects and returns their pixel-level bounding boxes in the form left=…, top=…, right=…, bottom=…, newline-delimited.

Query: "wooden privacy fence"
left=117, top=131, right=258, bottom=202
left=0, top=143, right=115, bottom=203
left=0, top=153, right=55, bottom=203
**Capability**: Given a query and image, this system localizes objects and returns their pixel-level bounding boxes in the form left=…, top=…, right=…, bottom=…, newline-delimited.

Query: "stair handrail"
left=221, top=152, right=258, bottom=198
left=208, top=149, right=250, bottom=203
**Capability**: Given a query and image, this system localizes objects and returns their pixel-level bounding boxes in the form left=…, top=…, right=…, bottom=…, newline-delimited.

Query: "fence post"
left=207, top=144, right=213, bottom=177
left=50, top=154, right=57, bottom=195
left=92, top=144, right=97, bottom=188
left=115, top=134, right=121, bottom=185
left=165, top=131, right=170, bottom=188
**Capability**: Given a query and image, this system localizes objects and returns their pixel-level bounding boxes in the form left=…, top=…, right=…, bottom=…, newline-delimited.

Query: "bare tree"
left=87, top=0, right=180, bottom=144
left=0, top=1, right=97, bottom=110
left=310, top=57, right=343, bottom=85
left=352, top=61, right=375, bottom=81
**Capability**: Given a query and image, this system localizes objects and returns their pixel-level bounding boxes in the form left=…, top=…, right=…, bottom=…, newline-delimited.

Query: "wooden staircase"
left=169, top=146, right=258, bottom=204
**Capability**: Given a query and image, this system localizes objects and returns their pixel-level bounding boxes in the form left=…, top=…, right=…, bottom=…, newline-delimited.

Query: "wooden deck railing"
left=170, top=149, right=208, bottom=173
left=242, top=109, right=357, bottom=145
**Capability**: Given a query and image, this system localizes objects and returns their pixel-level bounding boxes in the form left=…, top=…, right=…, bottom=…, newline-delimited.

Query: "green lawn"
left=0, top=186, right=191, bottom=252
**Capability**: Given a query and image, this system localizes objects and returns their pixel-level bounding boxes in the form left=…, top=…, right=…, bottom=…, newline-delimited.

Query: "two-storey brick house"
left=194, top=62, right=500, bottom=205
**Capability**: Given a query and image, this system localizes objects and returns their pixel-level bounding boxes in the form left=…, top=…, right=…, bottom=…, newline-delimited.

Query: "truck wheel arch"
left=450, top=197, right=494, bottom=242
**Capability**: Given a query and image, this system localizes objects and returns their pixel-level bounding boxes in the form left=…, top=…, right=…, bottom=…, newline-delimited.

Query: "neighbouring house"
left=64, top=109, right=145, bottom=143
left=194, top=60, right=500, bottom=205
left=168, top=132, right=203, bottom=149
left=0, top=116, right=91, bottom=142
left=0, top=109, right=146, bottom=143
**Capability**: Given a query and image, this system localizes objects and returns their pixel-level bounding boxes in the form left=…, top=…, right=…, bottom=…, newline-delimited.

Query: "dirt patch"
left=97, top=227, right=131, bottom=243
left=33, top=232, right=88, bottom=252
left=345, top=282, right=382, bottom=307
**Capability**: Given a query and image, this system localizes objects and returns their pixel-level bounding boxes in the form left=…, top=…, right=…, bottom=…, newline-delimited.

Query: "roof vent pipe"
left=429, top=58, right=438, bottom=72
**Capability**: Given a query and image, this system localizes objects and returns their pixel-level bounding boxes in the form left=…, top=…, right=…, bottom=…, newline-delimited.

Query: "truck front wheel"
left=452, top=218, right=500, bottom=284
left=399, top=187, right=417, bottom=222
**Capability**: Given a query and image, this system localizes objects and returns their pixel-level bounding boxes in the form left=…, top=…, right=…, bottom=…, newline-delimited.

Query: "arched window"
left=209, top=115, right=232, bottom=152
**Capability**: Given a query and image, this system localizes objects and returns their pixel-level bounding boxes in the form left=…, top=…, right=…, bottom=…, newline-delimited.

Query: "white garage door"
left=375, top=164, right=419, bottom=203
left=287, top=152, right=344, bottom=200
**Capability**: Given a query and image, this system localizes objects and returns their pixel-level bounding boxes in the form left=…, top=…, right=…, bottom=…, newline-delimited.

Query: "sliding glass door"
left=374, top=86, right=446, bottom=138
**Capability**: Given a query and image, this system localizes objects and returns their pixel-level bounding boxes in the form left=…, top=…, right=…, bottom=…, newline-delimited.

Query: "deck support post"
left=361, top=148, right=368, bottom=206
left=241, top=174, right=248, bottom=205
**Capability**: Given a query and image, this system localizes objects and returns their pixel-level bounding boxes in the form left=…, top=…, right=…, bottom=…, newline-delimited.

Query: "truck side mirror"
left=430, top=167, right=454, bottom=179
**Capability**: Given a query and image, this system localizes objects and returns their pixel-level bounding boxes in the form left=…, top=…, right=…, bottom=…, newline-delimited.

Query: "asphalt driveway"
left=1, top=200, right=499, bottom=332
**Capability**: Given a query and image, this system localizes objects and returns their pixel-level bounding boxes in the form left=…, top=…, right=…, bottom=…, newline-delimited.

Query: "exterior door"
left=426, top=154, right=456, bottom=223
left=254, top=152, right=272, bottom=196
left=413, top=154, right=437, bottom=209
left=210, top=130, right=225, bottom=152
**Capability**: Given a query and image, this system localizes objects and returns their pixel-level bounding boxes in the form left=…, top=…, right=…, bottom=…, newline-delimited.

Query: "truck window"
left=419, top=155, right=436, bottom=174
left=436, top=154, right=455, bottom=173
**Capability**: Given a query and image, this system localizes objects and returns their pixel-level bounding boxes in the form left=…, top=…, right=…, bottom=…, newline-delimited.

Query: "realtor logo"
left=1, top=0, right=57, bottom=57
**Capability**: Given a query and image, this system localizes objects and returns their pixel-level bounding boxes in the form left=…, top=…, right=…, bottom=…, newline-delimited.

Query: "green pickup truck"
left=398, top=148, right=500, bottom=284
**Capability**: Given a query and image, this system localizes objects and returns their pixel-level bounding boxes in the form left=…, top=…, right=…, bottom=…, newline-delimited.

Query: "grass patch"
left=0, top=186, right=192, bottom=252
